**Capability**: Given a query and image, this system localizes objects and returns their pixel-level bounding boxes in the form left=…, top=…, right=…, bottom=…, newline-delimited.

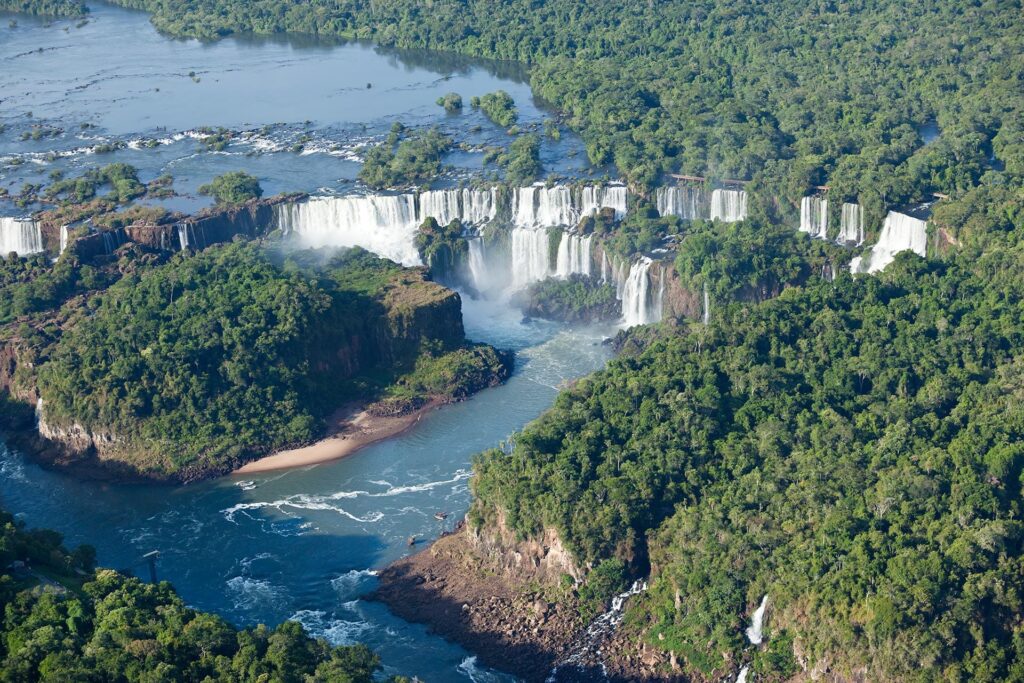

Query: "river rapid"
left=0, top=5, right=617, bottom=682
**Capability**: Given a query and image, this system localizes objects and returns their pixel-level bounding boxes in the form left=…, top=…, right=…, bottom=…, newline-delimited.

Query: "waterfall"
left=513, top=183, right=628, bottom=228
left=59, top=225, right=69, bottom=255
left=656, top=186, right=705, bottom=220
left=554, top=233, right=592, bottom=278
left=702, top=283, right=710, bottom=325
left=579, top=184, right=627, bottom=219
left=513, top=185, right=575, bottom=228
left=467, top=237, right=488, bottom=292
left=601, top=251, right=610, bottom=282
left=0, top=217, right=43, bottom=256
left=837, top=202, right=865, bottom=245
left=745, top=595, right=769, bottom=645
left=736, top=666, right=750, bottom=683
left=545, top=580, right=647, bottom=683
left=177, top=223, right=190, bottom=251
left=850, top=211, right=927, bottom=274
left=621, top=258, right=660, bottom=327
left=418, top=189, right=462, bottom=227
left=709, top=189, right=748, bottom=222
left=799, top=196, right=828, bottom=239
left=101, top=230, right=124, bottom=255
left=461, top=188, right=499, bottom=225
left=509, top=228, right=552, bottom=289
left=277, top=194, right=422, bottom=266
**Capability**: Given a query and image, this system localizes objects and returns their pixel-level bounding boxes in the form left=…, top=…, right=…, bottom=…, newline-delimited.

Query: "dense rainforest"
left=0, top=508, right=399, bottom=682
left=470, top=195, right=1024, bottom=680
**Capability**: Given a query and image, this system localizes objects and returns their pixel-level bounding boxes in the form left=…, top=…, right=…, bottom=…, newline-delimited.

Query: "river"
left=0, top=4, right=616, bottom=682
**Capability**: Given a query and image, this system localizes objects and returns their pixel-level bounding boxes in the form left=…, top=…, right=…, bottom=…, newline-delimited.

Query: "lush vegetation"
left=471, top=191, right=1024, bottom=679
left=495, top=133, right=542, bottom=185
left=46, top=164, right=147, bottom=205
left=358, top=125, right=452, bottom=190
left=415, top=216, right=467, bottom=285
left=33, top=242, right=506, bottom=479
left=470, top=90, right=518, bottom=128
left=0, top=252, right=112, bottom=326
left=0, top=0, right=86, bottom=16
left=0, top=509, right=395, bottom=682
left=519, top=274, right=619, bottom=323
left=199, top=171, right=263, bottom=204
left=436, top=92, right=463, bottom=114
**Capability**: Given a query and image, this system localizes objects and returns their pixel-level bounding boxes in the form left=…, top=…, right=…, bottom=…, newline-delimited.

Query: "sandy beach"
left=234, top=399, right=441, bottom=474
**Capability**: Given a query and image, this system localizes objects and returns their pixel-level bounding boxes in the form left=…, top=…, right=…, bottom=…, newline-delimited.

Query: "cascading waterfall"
left=418, top=189, right=463, bottom=227
left=850, top=211, right=927, bottom=274
left=509, top=228, right=552, bottom=289
left=579, top=184, right=627, bottom=219
left=0, top=217, right=43, bottom=256
left=837, top=202, right=865, bottom=245
left=746, top=595, right=769, bottom=645
left=554, top=233, right=592, bottom=278
left=621, top=258, right=659, bottom=327
left=467, top=237, right=488, bottom=292
left=601, top=252, right=610, bottom=282
left=799, top=196, right=828, bottom=239
left=460, top=188, right=499, bottom=225
left=513, top=185, right=576, bottom=228
left=59, top=225, right=69, bottom=255
left=709, top=189, right=748, bottom=222
left=276, top=194, right=422, bottom=266
left=656, top=185, right=706, bottom=220
left=545, top=580, right=648, bottom=683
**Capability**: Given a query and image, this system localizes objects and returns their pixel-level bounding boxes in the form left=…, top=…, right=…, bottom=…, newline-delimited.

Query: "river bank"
left=235, top=399, right=442, bottom=474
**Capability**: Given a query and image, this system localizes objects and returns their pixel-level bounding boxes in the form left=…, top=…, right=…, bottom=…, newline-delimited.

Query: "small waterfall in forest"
left=554, top=233, right=593, bottom=278
left=601, top=252, right=610, bottom=282
left=101, top=230, right=124, bottom=255
left=545, top=580, right=648, bottom=683
left=736, top=666, right=750, bottom=683
left=746, top=595, right=769, bottom=645
left=656, top=185, right=706, bottom=220
left=0, top=217, right=43, bottom=256
left=837, top=202, right=865, bottom=245
left=59, top=225, right=69, bottom=255
left=702, top=283, right=710, bottom=325
left=177, top=223, right=190, bottom=251
left=509, top=228, right=552, bottom=289
left=621, top=258, right=660, bottom=327
left=709, top=189, right=748, bottom=222
left=850, top=210, right=927, bottom=274
left=799, top=196, right=828, bottom=239
left=276, top=194, right=422, bottom=266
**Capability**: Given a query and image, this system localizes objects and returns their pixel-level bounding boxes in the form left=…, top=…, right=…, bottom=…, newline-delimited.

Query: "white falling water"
left=850, top=211, right=927, bottom=274
left=554, top=233, right=592, bottom=278
left=702, top=283, right=711, bottom=325
left=656, top=186, right=706, bottom=220
left=513, top=185, right=575, bottom=228
left=277, top=194, right=422, bottom=266
left=461, top=188, right=499, bottom=225
left=177, top=223, right=190, bottom=251
left=60, top=225, right=69, bottom=255
left=418, top=189, right=463, bottom=227
left=0, top=217, right=43, bottom=256
left=837, top=202, right=865, bottom=245
left=467, top=237, right=488, bottom=292
left=601, top=252, right=610, bottom=282
left=799, top=196, right=828, bottom=239
left=621, top=258, right=660, bottom=327
left=509, top=228, right=552, bottom=289
left=709, top=189, right=748, bottom=222
left=579, top=184, right=628, bottom=219
left=736, top=665, right=750, bottom=683
left=545, top=580, right=648, bottom=683
left=745, top=595, right=769, bottom=645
